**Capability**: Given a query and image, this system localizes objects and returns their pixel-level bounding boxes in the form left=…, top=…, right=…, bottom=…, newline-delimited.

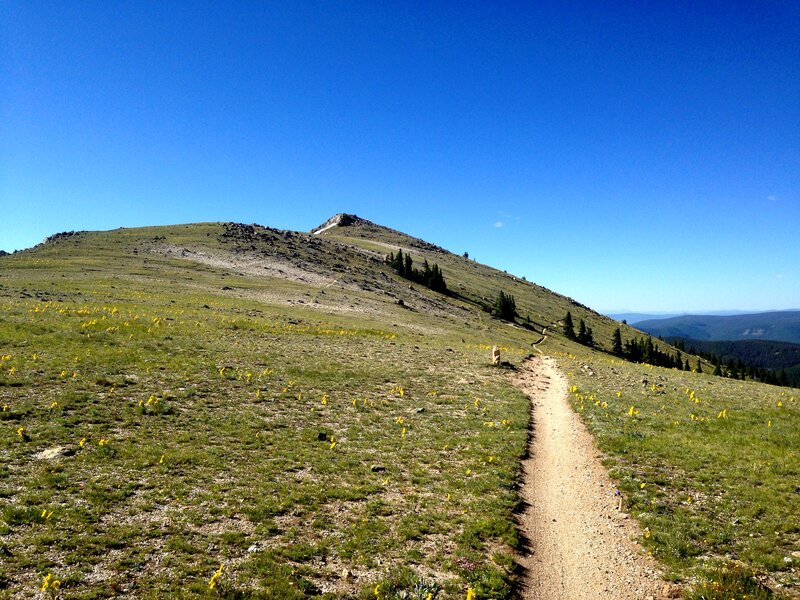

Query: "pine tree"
left=428, top=264, right=447, bottom=293
left=394, top=249, right=404, bottom=276
left=576, top=320, right=593, bottom=346
left=612, top=328, right=623, bottom=355
left=563, top=311, right=576, bottom=340
left=493, top=291, right=517, bottom=321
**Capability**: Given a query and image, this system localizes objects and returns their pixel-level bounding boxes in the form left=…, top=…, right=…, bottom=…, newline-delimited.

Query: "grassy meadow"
left=1, top=219, right=798, bottom=599
left=0, top=225, right=538, bottom=599
left=562, top=348, right=800, bottom=598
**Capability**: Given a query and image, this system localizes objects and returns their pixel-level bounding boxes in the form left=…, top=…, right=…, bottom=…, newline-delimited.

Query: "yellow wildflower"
left=41, top=573, right=61, bottom=592
left=208, top=563, right=224, bottom=589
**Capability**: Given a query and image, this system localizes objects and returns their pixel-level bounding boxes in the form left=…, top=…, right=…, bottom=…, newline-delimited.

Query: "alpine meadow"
left=1, top=215, right=798, bottom=599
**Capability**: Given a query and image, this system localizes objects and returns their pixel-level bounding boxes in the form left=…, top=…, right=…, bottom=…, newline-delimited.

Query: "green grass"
left=559, top=348, right=800, bottom=597
left=0, top=225, right=534, bottom=598
left=2, top=220, right=798, bottom=598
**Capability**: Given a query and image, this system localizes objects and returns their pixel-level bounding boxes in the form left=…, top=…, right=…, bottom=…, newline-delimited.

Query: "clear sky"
left=2, top=1, right=798, bottom=313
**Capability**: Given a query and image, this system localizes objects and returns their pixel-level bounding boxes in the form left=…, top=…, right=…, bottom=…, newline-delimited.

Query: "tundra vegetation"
left=0, top=219, right=797, bottom=599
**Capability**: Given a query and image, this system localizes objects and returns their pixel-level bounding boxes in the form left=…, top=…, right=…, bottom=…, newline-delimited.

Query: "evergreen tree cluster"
left=387, top=249, right=448, bottom=294
left=493, top=291, right=517, bottom=321
left=611, top=327, right=686, bottom=370
left=563, top=311, right=593, bottom=346
left=671, top=338, right=793, bottom=387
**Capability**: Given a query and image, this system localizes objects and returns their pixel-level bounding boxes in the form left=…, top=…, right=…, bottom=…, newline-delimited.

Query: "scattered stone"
left=247, top=542, right=264, bottom=554
left=35, top=446, right=74, bottom=460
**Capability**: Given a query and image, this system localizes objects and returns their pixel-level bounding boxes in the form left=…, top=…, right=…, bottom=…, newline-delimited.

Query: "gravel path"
left=513, top=356, right=674, bottom=600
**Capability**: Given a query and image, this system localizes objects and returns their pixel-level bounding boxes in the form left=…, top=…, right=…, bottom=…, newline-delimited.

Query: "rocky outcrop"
left=311, top=213, right=368, bottom=234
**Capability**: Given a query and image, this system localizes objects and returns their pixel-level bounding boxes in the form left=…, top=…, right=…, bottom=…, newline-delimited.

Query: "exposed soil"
left=513, top=356, right=675, bottom=600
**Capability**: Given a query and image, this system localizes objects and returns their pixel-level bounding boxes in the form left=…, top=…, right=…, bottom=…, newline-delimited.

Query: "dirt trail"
left=513, top=356, right=671, bottom=600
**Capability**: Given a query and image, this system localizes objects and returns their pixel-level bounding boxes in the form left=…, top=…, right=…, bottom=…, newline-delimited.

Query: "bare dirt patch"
left=513, top=356, right=674, bottom=600
left=151, top=244, right=338, bottom=287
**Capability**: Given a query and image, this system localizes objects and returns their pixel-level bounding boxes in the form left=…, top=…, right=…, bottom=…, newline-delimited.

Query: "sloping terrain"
left=667, top=338, right=800, bottom=388
left=515, top=357, right=667, bottom=600
left=636, top=311, right=800, bottom=344
left=1, top=215, right=798, bottom=599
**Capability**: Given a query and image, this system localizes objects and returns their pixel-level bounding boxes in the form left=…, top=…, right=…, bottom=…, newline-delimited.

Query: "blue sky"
left=2, top=1, right=798, bottom=312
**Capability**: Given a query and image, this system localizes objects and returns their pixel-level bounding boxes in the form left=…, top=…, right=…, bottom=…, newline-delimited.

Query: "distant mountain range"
left=606, top=310, right=751, bottom=324
left=633, top=310, right=800, bottom=345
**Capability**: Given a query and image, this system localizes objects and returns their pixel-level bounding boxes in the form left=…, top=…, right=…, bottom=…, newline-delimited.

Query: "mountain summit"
left=310, top=213, right=369, bottom=234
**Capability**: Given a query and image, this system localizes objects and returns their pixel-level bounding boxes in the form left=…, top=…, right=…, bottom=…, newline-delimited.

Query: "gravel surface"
left=514, top=356, right=674, bottom=600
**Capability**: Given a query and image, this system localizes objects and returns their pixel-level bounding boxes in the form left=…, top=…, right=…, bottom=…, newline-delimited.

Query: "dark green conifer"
left=403, top=254, right=413, bottom=278
left=493, top=291, right=517, bottom=321
left=563, top=311, right=576, bottom=340
left=612, top=328, right=623, bottom=355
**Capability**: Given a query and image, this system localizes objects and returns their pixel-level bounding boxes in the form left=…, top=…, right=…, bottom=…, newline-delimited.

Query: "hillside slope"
left=1, top=216, right=797, bottom=599
left=668, top=338, right=800, bottom=387
left=636, top=311, right=800, bottom=344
